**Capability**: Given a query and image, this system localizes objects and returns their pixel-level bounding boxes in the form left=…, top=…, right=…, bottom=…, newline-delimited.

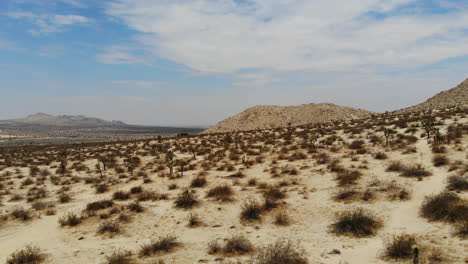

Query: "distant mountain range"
left=0, top=113, right=128, bottom=127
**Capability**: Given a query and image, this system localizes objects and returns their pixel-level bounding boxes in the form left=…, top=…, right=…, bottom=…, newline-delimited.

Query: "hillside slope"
left=203, top=103, right=373, bottom=133
left=397, top=78, right=468, bottom=113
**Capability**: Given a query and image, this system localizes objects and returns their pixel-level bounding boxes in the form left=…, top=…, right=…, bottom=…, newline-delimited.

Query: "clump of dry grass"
left=223, top=234, right=254, bottom=255
left=330, top=208, right=381, bottom=237
left=105, top=249, right=132, bottom=264
left=58, top=212, right=81, bottom=227
left=383, top=234, right=417, bottom=259
left=140, top=235, right=179, bottom=256
left=98, top=221, right=121, bottom=234
left=335, top=170, right=362, bottom=186
left=241, top=199, right=262, bottom=221
left=252, top=240, right=308, bottom=264
left=274, top=211, right=291, bottom=226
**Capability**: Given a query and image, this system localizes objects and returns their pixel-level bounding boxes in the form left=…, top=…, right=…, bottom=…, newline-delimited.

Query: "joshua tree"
left=176, top=159, right=188, bottom=177
left=95, top=162, right=104, bottom=178
left=188, top=145, right=197, bottom=160
left=58, top=149, right=68, bottom=176
left=383, top=128, right=395, bottom=147
left=165, top=149, right=175, bottom=176
left=421, top=119, right=435, bottom=139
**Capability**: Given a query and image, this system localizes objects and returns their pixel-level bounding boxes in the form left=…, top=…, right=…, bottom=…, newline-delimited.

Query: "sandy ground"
left=0, top=116, right=467, bottom=264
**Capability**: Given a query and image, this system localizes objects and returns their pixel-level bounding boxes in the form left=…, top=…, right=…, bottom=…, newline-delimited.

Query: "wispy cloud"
left=0, top=39, right=21, bottom=51
left=112, top=80, right=162, bottom=89
left=5, top=12, right=91, bottom=35
left=96, top=46, right=151, bottom=65
left=105, top=0, right=468, bottom=73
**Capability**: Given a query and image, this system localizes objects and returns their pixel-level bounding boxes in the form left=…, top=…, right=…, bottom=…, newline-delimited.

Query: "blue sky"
left=1, top=0, right=468, bottom=126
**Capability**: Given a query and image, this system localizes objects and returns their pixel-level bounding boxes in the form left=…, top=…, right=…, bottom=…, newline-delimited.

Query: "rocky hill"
left=203, top=103, right=373, bottom=133
left=1, top=113, right=127, bottom=127
left=397, top=78, right=468, bottom=113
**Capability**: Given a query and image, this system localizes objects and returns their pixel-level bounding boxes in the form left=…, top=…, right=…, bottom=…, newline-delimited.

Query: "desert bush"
left=330, top=208, right=381, bottom=237
left=130, top=186, right=143, bottom=194
left=241, top=199, right=262, bottom=221
left=206, top=184, right=234, bottom=201
left=420, top=192, right=467, bottom=223
left=446, top=175, right=468, bottom=191
left=128, top=201, right=144, bottom=213
left=98, top=221, right=120, bottom=234
left=6, top=245, right=43, bottom=264
left=137, top=190, right=159, bottom=201
left=105, top=249, right=132, bottom=264
left=95, top=184, right=109, bottom=193
left=432, top=155, right=449, bottom=167
left=86, top=200, right=114, bottom=211
left=400, top=164, right=431, bottom=178
left=59, top=193, right=71, bottom=203
left=383, top=234, right=417, bottom=259
left=386, top=161, right=404, bottom=172
left=140, top=235, right=178, bottom=256
left=207, top=240, right=221, bottom=254
left=349, top=140, right=365, bottom=150
left=334, top=188, right=359, bottom=202
left=374, top=152, right=388, bottom=160
left=262, top=185, right=286, bottom=200
left=190, top=176, right=207, bottom=188
left=223, top=234, right=254, bottom=255
left=113, top=191, right=130, bottom=200
left=58, top=212, right=81, bottom=227
left=454, top=221, right=467, bottom=238
left=187, top=213, right=201, bottom=227
left=335, top=170, right=362, bottom=186
left=174, top=190, right=198, bottom=209
left=274, top=211, right=290, bottom=226
left=252, top=240, right=308, bottom=264
left=11, top=207, right=31, bottom=221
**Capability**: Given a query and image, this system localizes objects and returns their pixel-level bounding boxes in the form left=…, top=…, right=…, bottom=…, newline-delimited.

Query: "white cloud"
left=105, top=0, right=468, bottom=73
left=5, top=12, right=91, bottom=35
left=96, top=46, right=151, bottom=65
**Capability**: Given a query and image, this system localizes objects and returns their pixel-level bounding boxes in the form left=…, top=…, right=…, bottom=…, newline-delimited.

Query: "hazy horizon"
left=1, top=0, right=468, bottom=126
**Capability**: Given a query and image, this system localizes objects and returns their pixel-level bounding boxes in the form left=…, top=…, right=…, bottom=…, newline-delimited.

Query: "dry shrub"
left=420, top=192, right=467, bottom=223
left=335, top=170, right=362, bottom=186
left=241, top=199, right=262, bottom=221
left=190, top=176, right=207, bottom=188
left=6, top=245, right=43, bottom=264
left=386, top=161, right=404, bottom=172
left=105, top=249, right=132, bottom=264
left=206, top=184, right=234, bottom=201
left=400, top=164, right=431, bottom=178
left=174, top=190, right=198, bottom=209
left=223, top=234, right=254, bottom=255
left=330, top=208, right=381, bottom=237
left=252, top=240, right=308, bottom=264
left=383, top=234, right=417, bottom=259
left=432, top=155, right=449, bottom=167
left=446, top=175, right=468, bottom=191
left=86, top=200, right=114, bottom=211
left=140, top=235, right=179, bottom=256
left=274, top=211, right=291, bottom=226
left=98, top=221, right=121, bottom=234
left=58, top=212, right=81, bottom=227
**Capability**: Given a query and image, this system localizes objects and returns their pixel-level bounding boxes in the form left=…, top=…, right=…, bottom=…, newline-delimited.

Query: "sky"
left=0, top=0, right=468, bottom=127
